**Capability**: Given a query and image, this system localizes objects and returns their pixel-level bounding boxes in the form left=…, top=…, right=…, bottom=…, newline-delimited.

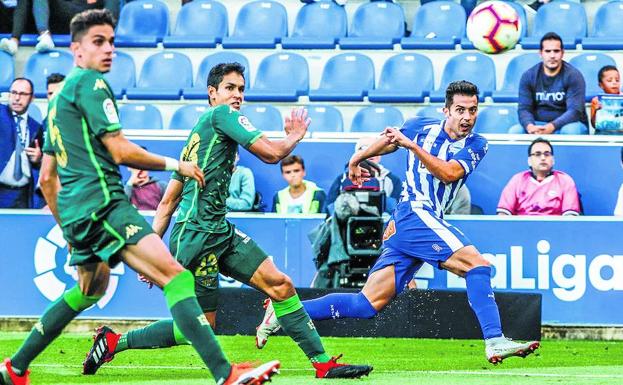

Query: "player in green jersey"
left=85, top=62, right=374, bottom=379
left=0, top=10, right=280, bottom=385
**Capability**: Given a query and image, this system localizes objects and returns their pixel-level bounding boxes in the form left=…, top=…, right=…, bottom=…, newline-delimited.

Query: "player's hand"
left=25, top=139, right=42, bottom=163
left=284, top=107, right=311, bottom=141
left=178, top=161, right=205, bottom=188
left=383, top=126, right=410, bottom=148
left=591, top=96, right=602, bottom=111
left=137, top=273, right=154, bottom=289
left=348, top=162, right=371, bottom=186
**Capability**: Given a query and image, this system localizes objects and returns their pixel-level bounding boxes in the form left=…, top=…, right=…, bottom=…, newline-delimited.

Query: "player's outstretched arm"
left=152, top=179, right=184, bottom=238
left=101, top=130, right=205, bottom=187
left=247, top=108, right=310, bottom=164
left=39, top=153, right=62, bottom=224
left=347, top=132, right=398, bottom=186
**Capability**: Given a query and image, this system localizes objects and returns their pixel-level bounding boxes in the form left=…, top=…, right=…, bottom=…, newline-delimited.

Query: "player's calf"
left=485, top=335, right=540, bottom=364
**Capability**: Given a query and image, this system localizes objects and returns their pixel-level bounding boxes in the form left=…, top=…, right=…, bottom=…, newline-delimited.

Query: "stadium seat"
left=582, top=1, right=623, bottom=50
left=308, top=53, right=375, bottom=102
left=306, top=105, right=343, bottom=133
left=491, top=53, right=541, bottom=102
left=350, top=106, right=404, bottom=133
left=115, top=0, right=169, bottom=47
left=221, top=1, right=287, bottom=48
left=240, top=104, right=283, bottom=132
left=569, top=53, right=616, bottom=101
left=429, top=53, right=496, bottom=102
left=402, top=1, right=465, bottom=49
left=23, top=50, right=73, bottom=98
left=339, top=1, right=405, bottom=49
left=416, top=105, right=446, bottom=120
left=119, top=104, right=163, bottom=130
left=126, top=51, right=193, bottom=100
left=103, top=51, right=136, bottom=99
left=245, top=53, right=309, bottom=102
left=368, top=53, right=433, bottom=103
left=27, top=104, right=42, bottom=123
left=0, top=51, right=13, bottom=92
left=183, top=52, right=250, bottom=99
left=162, top=0, right=228, bottom=48
left=520, top=1, right=586, bottom=49
left=473, top=106, right=519, bottom=134
left=461, top=1, right=527, bottom=49
left=16, top=34, right=71, bottom=47
left=169, top=104, right=208, bottom=130
left=281, top=1, right=347, bottom=49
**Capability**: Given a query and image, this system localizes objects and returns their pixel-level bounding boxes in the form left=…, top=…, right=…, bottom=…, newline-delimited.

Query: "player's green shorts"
left=169, top=220, right=268, bottom=312
left=62, top=198, right=154, bottom=267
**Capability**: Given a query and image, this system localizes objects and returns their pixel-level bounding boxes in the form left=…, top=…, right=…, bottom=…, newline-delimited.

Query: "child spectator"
left=590, top=65, right=621, bottom=129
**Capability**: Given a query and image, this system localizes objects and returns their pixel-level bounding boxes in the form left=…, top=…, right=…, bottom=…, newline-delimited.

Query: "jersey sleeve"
left=450, top=135, right=488, bottom=177
left=399, top=117, right=438, bottom=141
left=75, top=71, right=121, bottom=137
left=212, top=105, right=263, bottom=148
left=42, top=120, right=54, bottom=155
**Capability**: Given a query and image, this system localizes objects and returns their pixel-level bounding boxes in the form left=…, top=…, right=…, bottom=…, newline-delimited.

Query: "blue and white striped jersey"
left=399, top=117, right=488, bottom=217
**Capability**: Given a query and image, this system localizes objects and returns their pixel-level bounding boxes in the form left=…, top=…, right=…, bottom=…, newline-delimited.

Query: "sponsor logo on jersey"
left=102, top=98, right=119, bottom=124
left=238, top=116, right=257, bottom=132
left=93, top=78, right=108, bottom=91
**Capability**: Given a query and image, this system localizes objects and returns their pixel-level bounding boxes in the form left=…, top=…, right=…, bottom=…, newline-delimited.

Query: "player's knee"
left=63, top=285, right=104, bottom=312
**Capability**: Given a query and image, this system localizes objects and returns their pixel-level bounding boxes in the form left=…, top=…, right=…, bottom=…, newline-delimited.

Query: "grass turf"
left=1, top=333, right=622, bottom=384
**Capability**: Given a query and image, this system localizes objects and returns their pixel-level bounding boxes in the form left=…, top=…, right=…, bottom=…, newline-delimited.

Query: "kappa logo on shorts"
left=383, top=220, right=396, bottom=241
left=125, top=224, right=143, bottom=239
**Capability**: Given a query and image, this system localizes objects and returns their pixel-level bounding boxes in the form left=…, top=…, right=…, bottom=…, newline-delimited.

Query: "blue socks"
left=303, top=292, right=377, bottom=321
left=465, top=266, right=503, bottom=339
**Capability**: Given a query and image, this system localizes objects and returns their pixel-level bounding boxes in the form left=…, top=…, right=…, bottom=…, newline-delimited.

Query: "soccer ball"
left=466, top=1, right=521, bottom=54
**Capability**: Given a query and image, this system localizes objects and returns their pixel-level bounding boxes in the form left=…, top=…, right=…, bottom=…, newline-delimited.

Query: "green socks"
left=114, top=319, right=189, bottom=354
left=164, top=271, right=231, bottom=383
left=273, top=294, right=327, bottom=361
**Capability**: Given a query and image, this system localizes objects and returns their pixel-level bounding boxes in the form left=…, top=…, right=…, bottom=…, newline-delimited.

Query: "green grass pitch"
left=1, top=332, right=622, bottom=384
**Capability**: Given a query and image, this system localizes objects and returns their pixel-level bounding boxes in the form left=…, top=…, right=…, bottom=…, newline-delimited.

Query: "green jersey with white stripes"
left=42, top=66, right=124, bottom=226
left=173, top=104, right=263, bottom=233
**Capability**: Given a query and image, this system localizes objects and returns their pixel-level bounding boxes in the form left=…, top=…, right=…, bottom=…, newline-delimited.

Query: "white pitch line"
left=30, top=364, right=623, bottom=379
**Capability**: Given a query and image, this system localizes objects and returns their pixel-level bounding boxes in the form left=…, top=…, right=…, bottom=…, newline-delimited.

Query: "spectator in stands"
left=444, top=185, right=471, bottom=215
left=614, top=148, right=623, bottom=216
left=0, top=1, right=17, bottom=34
left=0, top=78, right=44, bottom=208
left=124, top=166, right=167, bottom=211
left=497, top=138, right=580, bottom=216
left=227, top=151, right=256, bottom=212
left=509, top=32, right=588, bottom=135
left=590, top=65, right=621, bottom=129
left=0, top=0, right=37, bottom=55
left=273, top=154, right=327, bottom=214
left=327, top=136, right=402, bottom=214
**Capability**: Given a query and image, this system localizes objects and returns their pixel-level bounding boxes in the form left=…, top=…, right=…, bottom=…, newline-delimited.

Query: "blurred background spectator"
left=590, top=65, right=621, bottom=129
left=227, top=151, right=256, bottom=212
left=273, top=155, right=327, bottom=214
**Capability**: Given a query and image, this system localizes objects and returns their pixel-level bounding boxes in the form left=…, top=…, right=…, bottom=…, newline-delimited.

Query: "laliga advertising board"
left=0, top=212, right=621, bottom=325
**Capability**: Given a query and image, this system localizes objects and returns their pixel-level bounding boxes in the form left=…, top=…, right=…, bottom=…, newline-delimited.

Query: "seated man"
left=272, top=155, right=327, bottom=214
left=497, top=138, right=580, bottom=216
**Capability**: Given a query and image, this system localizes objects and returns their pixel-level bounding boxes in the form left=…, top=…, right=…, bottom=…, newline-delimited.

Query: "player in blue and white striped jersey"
left=257, top=81, right=540, bottom=364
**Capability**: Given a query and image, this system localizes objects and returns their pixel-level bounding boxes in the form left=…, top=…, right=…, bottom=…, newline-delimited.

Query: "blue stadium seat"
left=368, top=53, right=433, bottom=103
left=16, top=34, right=71, bottom=47
left=491, top=53, right=541, bottom=102
left=23, top=50, right=73, bottom=98
left=429, top=53, right=496, bottom=102
left=126, top=51, right=192, bottom=100
left=245, top=53, right=309, bottom=102
left=582, top=1, right=623, bottom=50
left=473, top=106, right=519, bottom=134
left=103, top=51, right=136, bottom=99
left=461, top=1, right=527, bottom=49
left=240, top=104, right=283, bottom=132
left=339, top=1, right=405, bottom=49
left=115, top=0, right=169, bottom=47
left=119, top=104, right=163, bottom=129
left=281, top=1, right=347, bottom=49
left=162, top=0, right=228, bottom=48
left=569, top=53, right=616, bottom=101
left=221, top=1, right=287, bottom=48
left=520, top=1, right=586, bottom=49
left=183, top=52, right=250, bottom=99
left=0, top=51, right=13, bottom=92
left=27, top=104, right=42, bottom=124
left=402, top=1, right=465, bottom=49
left=308, top=53, right=375, bottom=102
left=169, top=104, right=208, bottom=130
left=306, top=105, right=343, bottom=132
left=416, top=105, right=446, bottom=120
left=350, top=106, right=404, bottom=133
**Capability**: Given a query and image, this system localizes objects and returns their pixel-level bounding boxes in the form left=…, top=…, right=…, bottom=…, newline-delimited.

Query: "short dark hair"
left=11, top=77, right=34, bottom=93
left=598, top=65, right=619, bottom=84
left=46, top=73, right=65, bottom=86
left=445, top=80, right=479, bottom=108
left=207, top=62, right=246, bottom=90
left=539, top=32, right=563, bottom=51
left=280, top=155, right=305, bottom=172
left=528, top=137, right=554, bottom=156
left=70, top=9, right=115, bottom=42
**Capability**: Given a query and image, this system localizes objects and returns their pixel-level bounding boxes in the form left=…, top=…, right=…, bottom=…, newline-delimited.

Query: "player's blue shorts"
left=369, top=201, right=472, bottom=294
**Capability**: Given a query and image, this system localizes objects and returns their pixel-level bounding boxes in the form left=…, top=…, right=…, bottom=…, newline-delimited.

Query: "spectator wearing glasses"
left=0, top=78, right=44, bottom=208
left=497, top=138, right=580, bottom=216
